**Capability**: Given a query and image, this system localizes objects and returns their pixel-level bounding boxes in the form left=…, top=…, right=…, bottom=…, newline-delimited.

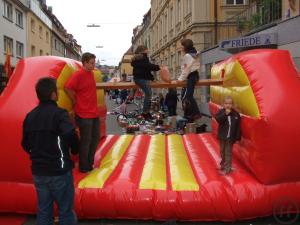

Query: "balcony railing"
left=202, top=0, right=282, bottom=50
left=227, top=0, right=282, bottom=34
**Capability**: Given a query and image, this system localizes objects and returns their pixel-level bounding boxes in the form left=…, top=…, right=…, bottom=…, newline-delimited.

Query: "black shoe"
left=141, top=113, right=148, bottom=120
left=146, top=113, right=153, bottom=120
left=142, top=113, right=153, bottom=121
left=223, top=169, right=232, bottom=175
left=79, top=167, right=92, bottom=173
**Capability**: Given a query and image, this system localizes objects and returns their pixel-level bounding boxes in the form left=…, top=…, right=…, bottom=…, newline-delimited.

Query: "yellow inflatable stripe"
left=56, top=64, right=78, bottom=111
left=210, top=60, right=260, bottom=118
left=139, top=134, right=167, bottom=190
left=168, top=134, right=199, bottom=191
left=78, top=135, right=134, bottom=188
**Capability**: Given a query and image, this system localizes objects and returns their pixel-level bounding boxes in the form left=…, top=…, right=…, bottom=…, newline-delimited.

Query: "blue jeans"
left=75, top=116, right=100, bottom=172
left=33, top=171, right=77, bottom=225
left=134, top=79, right=152, bottom=113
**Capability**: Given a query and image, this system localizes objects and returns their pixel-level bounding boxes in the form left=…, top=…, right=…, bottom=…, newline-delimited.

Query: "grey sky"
left=46, top=0, right=151, bottom=65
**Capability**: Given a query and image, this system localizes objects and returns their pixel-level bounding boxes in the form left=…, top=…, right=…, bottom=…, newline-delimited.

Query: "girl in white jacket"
left=172, top=39, right=201, bottom=122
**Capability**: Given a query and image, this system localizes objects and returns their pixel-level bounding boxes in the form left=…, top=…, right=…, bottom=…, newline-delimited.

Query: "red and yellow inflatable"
left=0, top=50, right=300, bottom=221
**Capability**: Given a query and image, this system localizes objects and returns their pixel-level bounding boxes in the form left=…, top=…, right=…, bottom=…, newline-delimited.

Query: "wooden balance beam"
left=96, top=79, right=223, bottom=90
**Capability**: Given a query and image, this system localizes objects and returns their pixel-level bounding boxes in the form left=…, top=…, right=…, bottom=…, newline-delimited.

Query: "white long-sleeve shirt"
left=178, top=53, right=200, bottom=81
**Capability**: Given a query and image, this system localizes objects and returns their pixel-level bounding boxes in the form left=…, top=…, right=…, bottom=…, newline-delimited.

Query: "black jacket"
left=131, top=53, right=160, bottom=81
left=215, top=108, right=241, bottom=142
left=22, top=101, right=79, bottom=176
left=165, top=91, right=178, bottom=107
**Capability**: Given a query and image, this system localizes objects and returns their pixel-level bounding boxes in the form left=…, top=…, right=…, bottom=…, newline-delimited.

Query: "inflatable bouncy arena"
left=0, top=49, right=300, bottom=221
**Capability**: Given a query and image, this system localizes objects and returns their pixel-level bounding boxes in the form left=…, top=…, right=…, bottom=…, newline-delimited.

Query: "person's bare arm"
left=65, top=88, right=76, bottom=104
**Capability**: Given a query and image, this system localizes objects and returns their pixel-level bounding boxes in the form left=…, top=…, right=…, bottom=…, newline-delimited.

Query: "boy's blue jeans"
left=33, top=171, right=77, bottom=225
left=134, top=79, right=152, bottom=113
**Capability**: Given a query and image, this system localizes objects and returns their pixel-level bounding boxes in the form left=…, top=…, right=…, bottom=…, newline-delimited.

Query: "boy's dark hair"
left=35, top=77, right=57, bottom=102
left=81, top=52, right=96, bottom=64
left=134, top=45, right=148, bottom=54
left=180, top=39, right=194, bottom=53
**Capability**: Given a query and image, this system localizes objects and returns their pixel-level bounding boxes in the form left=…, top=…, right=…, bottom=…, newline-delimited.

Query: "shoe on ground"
left=223, top=169, right=232, bottom=175
left=146, top=112, right=153, bottom=120
left=142, top=112, right=153, bottom=121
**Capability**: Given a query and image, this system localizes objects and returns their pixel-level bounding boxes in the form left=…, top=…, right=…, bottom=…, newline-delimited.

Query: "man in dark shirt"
left=22, top=77, right=79, bottom=225
left=215, top=96, right=241, bottom=175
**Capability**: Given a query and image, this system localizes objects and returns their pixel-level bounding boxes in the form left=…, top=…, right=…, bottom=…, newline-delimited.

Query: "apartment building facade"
left=132, top=9, right=151, bottom=52
left=119, top=47, right=133, bottom=79
left=149, top=0, right=249, bottom=79
left=0, top=0, right=28, bottom=69
left=27, top=0, right=51, bottom=57
left=65, top=33, right=81, bottom=60
left=43, top=7, right=65, bottom=57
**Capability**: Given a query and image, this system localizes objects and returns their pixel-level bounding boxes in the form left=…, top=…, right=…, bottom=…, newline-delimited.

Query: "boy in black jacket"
left=22, top=77, right=79, bottom=225
left=215, top=96, right=241, bottom=175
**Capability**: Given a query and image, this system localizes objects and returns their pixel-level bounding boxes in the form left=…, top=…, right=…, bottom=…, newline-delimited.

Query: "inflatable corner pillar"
left=210, top=49, right=300, bottom=184
left=0, top=56, right=106, bottom=182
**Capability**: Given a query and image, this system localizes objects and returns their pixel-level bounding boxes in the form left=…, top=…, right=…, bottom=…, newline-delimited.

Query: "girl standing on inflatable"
left=173, top=39, right=201, bottom=122
left=131, top=45, right=161, bottom=120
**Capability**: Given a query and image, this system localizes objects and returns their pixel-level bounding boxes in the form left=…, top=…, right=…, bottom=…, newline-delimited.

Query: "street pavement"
left=23, top=95, right=299, bottom=224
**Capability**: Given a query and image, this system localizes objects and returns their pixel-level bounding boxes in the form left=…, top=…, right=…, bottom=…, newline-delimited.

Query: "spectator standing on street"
left=120, top=73, right=128, bottom=104
left=65, top=52, right=100, bottom=173
left=215, top=96, right=241, bottom=175
left=22, top=77, right=79, bottom=225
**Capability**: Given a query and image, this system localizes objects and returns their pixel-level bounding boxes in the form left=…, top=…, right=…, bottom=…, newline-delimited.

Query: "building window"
left=3, top=1, right=13, bottom=21
left=39, top=26, right=43, bottom=38
left=164, top=14, right=168, bottom=35
left=40, top=49, right=43, bottom=56
left=226, top=0, right=245, bottom=5
left=169, top=7, right=174, bottom=29
left=177, top=0, right=181, bottom=23
left=31, top=19, right=35, bottom=32
left=187, top=0, right=191, bottom=14
left=15, top=9, right=23, bottom=28
left=4, top=36, right=13, bottom=55
left=54, top=39, right=58, bottom=50
left=16, top=41, right=24, bottom=58
left=46, top=32, right=49, bottom=43
left=184, top=0, right=190, bottom=15
left=31, top=45, right=35, bottom=56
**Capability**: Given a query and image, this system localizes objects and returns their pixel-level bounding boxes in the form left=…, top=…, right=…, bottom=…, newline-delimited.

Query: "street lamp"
left=87, top=23, right=100, bottom=27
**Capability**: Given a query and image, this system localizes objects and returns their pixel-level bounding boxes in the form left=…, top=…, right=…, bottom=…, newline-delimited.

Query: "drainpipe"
left=214, top=0, right=218, bottom=45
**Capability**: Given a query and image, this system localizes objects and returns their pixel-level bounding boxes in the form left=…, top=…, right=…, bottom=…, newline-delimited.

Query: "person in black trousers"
left=131, top=45, right=161, bottom=120
left=165, top=88, right=178, bottom=116
left=172, top=39, right=201, bottom=122
left=22, top=77, right=79, bottom=225
left=215, top=96, right=241, bottom=175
